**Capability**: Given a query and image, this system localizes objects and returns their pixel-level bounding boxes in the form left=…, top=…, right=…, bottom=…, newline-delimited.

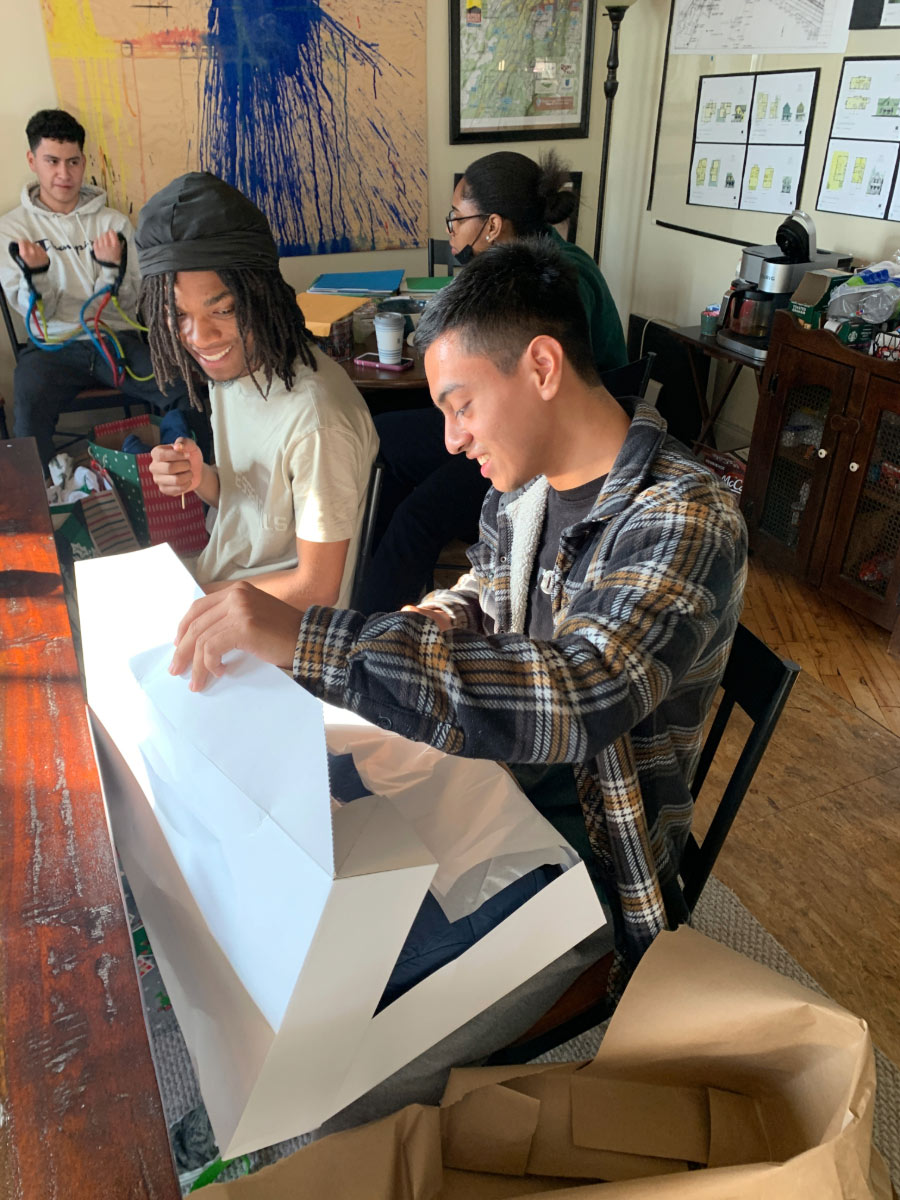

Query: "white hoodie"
left=0, top=183, right=142, bottom=342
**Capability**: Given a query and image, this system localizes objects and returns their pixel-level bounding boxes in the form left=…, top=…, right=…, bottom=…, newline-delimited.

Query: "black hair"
left=138, top=267, right=317, bottom=410
left=26, top=109, right=85, bottom=152
left=414, top=238, right=598, bottom=384
left=459, top=150, right=576, bottom=237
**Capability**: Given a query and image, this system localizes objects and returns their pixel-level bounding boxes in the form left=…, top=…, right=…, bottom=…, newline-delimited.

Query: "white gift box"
left=76, top=545, right=605, bottom=1157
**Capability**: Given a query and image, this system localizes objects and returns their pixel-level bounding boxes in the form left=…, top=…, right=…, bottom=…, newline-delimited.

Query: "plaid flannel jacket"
left=294, top=403, right=748, bottom=980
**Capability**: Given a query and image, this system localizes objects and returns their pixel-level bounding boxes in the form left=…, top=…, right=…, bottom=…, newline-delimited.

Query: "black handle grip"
left=8, top=240, right=50, bottom=298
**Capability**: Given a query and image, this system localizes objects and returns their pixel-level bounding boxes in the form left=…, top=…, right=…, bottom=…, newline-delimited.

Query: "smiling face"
left=172, top=270, right=253, bottom=382
left=27, top=138, right=85, bottom=213
left=425, top=330, right=553, bottom=494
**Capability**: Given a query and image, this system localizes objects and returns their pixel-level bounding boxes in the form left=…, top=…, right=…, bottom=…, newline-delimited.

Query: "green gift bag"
left=89, top=413, right=209, bottom=555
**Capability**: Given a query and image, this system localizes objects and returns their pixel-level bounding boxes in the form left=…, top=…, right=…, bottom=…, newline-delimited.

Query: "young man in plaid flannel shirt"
left=168, top=238, right=748, bottom=1125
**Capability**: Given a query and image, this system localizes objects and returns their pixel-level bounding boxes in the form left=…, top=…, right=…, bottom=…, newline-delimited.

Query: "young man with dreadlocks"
left=166, top=238, right=747, bottom=1133
left=138, top=172, right=378, bottom=609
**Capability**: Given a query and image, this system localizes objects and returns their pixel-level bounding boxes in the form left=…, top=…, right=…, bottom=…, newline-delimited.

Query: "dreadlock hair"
left=138, top=266, right=317, bottom=410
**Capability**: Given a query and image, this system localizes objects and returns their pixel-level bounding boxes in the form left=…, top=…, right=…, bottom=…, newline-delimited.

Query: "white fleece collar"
left=503, top=477, right=550, bottom=634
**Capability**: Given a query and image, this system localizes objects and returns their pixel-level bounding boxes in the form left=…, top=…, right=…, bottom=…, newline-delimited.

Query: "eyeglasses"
left=445, top=210, right=488, bottom=235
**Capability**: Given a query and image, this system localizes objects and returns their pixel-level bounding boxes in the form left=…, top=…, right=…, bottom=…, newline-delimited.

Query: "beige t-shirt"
left=195, top=348, right=378, bottom=606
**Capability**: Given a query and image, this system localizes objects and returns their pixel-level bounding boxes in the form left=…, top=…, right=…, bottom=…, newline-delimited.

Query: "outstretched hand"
left=170, top=581, right=305, bottom=692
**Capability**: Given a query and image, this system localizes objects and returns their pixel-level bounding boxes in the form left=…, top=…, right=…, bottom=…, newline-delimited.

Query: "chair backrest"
left=349, top=457, right=385, bottom=611
left=484, top=621, right=798, bottom=1065
left=427, top=238, right=456, bottom=278
left=599, top=352, right=656, bottom=402
left=0, top=283, right=25, bottom=361
left=679, top=623, right=800, bottom=911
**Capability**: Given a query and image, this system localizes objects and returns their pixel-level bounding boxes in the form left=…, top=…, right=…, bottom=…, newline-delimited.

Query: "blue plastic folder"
left=308, top=269, right=404, bottom=296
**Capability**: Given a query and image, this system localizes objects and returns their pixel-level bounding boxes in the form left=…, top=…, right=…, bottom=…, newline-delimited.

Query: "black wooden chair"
left=0, top=285, right=150, bottom=452
left=600, top=352, right=656, bottom=403
left=485, top=622, right=800, bottom=1065
left=349, top=457, right=385, bottom=611
left=427, top=238, right=456, bottom=278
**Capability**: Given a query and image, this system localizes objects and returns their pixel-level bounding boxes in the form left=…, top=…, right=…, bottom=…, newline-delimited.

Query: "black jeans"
left=13, top=332, right=189, bottom=469
left=358, top=407, right=489, bottom=613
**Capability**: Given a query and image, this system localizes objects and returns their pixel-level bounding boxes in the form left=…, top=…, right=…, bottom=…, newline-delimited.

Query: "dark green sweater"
left=548, top=226, right=628, bottom=372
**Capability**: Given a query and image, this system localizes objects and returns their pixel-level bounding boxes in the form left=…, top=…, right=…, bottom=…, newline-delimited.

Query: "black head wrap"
left=136, top=172, right=279, bottom=276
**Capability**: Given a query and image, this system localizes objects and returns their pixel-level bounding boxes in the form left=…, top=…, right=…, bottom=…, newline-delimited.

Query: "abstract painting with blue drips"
left=40, top=0, right=427, bottom=256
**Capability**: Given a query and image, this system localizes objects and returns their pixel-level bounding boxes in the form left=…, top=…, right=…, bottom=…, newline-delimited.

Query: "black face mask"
left=452, top=217, right=490, bottom=267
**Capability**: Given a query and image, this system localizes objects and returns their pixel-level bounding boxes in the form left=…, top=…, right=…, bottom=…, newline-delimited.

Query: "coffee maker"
left=716, top=211, right=852, bottom=363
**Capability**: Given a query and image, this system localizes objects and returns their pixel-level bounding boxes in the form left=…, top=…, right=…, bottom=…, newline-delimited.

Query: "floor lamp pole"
left=593, top=5, right=629, bottom=264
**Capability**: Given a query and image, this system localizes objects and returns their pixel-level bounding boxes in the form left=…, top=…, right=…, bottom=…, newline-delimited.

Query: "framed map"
left=450, top=0, right=597, bottom=144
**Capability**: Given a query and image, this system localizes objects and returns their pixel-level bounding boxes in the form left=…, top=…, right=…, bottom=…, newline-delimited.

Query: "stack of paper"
left=308, top=269, right=404, bottom=297
left=296, top=292, right=369, bottom=337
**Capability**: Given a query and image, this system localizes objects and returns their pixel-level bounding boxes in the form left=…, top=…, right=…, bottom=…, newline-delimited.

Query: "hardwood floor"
left=742, top=556, right=900, bottom=737
left=698, top=555, right=900, bottom=1065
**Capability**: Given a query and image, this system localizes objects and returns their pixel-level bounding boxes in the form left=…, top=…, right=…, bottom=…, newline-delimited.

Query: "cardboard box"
left=696, top=446, right=746, bottom=496
left=824, top=317, right=878, bottom=348
left=214, top=926, right=892, bottom=1200
left=75, top=544, right=606, bottom=1159
left=789, top=269, right=852, bottom=329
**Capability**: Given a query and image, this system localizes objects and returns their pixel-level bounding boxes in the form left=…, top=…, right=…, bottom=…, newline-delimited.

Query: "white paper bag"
left=76, top=545, right=606, bottom=1157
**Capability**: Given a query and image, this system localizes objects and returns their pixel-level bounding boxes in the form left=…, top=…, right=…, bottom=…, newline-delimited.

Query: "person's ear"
left=26, top=150, right=36, bottom=173
left=485, top=213, right=504, bottom=244
left=524, top=335, right=564, bottom=398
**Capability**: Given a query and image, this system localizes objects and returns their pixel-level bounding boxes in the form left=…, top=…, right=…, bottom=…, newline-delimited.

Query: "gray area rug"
left=138, top=873, right=898, bottom=1192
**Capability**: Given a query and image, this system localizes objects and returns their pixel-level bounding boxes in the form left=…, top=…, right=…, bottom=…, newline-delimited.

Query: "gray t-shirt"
left=526, top=474, right=607, bottom=639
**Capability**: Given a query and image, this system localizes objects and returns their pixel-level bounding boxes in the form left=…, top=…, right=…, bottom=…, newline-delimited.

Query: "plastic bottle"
left=827, top=280, right=900, bottom=323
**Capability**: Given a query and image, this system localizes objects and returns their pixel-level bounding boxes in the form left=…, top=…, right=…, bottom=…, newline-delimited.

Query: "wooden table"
left=0, top=438, right=179, bottom=1199
left=670, top=325, right=764, bottom=448
left=339, top=333, right=431, bottom=415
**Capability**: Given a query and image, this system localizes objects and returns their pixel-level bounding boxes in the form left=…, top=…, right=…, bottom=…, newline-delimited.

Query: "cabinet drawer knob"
left=849, top=461, right=859, bottom=472
left=817, top=448, right=828, bottom=459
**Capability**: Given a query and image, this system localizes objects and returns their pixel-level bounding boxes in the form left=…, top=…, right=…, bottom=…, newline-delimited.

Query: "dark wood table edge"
left=0, top=437, right=180, bottom=1199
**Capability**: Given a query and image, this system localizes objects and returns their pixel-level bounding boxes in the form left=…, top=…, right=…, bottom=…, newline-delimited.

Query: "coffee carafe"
left=718, top=280, right=784, bottom=342
left=715, top=212, right=851, bottom=363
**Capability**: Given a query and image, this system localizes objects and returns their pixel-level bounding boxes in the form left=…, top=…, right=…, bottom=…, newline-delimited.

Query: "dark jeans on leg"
left=13, top=332, right=190, bottom=469
left=359, top=407, right=489, bottom=613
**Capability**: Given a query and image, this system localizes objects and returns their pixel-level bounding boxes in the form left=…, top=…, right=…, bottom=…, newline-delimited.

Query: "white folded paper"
left=76, top=544, right=605, bottom=1156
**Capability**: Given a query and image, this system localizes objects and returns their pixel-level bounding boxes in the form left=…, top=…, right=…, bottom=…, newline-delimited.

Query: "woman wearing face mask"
left=358, top=150, right=627, bottom=615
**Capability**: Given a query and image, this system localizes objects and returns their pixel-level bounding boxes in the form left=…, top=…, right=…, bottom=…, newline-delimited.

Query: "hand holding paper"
left=171, top=581, right=303, bottom=690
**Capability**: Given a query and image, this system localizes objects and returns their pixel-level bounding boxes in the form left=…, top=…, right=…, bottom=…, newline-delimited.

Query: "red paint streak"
left=118, top=27, right=205, bottom=54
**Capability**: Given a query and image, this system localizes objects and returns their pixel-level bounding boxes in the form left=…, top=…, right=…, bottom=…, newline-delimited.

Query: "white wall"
left=621, top=1, right=900, bottom=444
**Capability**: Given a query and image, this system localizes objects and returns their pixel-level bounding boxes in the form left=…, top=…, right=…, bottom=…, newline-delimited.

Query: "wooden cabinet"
left=742, top=310, right=900, bottom=636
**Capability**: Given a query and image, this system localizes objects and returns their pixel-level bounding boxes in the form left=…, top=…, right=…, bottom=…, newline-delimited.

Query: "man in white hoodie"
left=0, top=109, right=187, bottom=470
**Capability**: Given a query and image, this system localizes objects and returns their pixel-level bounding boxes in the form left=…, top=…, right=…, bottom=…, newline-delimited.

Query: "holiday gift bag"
left=89, top=414, right=208, bottom=555
left=75, top=543, right=606, bottom=1160
left=50, top=464, right=141, bottom=559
